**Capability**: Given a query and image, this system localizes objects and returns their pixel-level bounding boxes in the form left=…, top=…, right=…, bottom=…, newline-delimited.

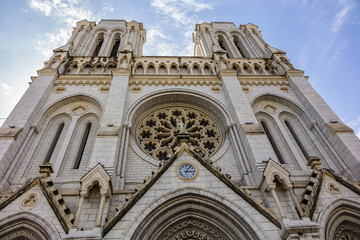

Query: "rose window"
left=136, top=106, right=223, bottom=160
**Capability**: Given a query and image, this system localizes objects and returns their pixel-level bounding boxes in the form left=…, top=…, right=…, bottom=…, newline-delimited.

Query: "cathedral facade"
left=0, top=19, right=359, bottom=239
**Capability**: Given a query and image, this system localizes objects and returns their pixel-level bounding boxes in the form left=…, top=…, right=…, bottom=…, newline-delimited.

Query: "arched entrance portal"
left=130, top=193, right=261, bottom=240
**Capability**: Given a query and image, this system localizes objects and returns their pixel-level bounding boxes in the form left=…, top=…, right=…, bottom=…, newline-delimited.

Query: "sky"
left=0, top=0, right=359, bottom=137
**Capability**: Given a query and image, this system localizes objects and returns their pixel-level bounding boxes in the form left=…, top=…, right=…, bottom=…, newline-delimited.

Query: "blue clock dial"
left=178, top=163, right=197, bottom=179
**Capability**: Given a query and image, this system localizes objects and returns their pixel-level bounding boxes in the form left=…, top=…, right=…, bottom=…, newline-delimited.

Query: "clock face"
left=177, top=163, right=197, bottom=180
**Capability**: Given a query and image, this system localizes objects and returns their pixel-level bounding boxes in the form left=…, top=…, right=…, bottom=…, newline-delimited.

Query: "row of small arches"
left=134, top=63, right=215, bottom=75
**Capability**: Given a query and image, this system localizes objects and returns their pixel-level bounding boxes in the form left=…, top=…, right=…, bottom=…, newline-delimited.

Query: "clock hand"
left=185, top=165, right=191, bottom=173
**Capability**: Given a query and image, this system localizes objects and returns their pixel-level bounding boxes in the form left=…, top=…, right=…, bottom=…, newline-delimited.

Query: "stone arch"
left=318, top=198, right=360, bottom=240
left=279, top=111, right=322, bottom=163
left=20, top=95, right=103, bottom=179
left=37, top=94, right=104, bottom=125
left=58, top=112, right=100, bottom=177
left=256, top=111, right=298, bottom=168
left=0, top=211, right=61, bottom=240
left=251, top=94, right=313, bottom=125
left=23, top=113, right=71, bottom=179
left=252, top=93, right=341, bottom=171
left=124, top=89, right=232, bottom=165
left=122, top=187, right=268, bottom=240
left=126, top=89, right=232, bottom=127
left=215, top=32, right=234, bottom=58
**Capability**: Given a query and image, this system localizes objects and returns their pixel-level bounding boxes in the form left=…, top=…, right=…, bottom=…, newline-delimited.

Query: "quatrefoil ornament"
left=20, top=193, right=41, bottom=210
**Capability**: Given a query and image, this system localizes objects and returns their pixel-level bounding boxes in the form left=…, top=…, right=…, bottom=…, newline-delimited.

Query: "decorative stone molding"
left=55, top=79, right=111, bottom=86
left=279, top=86, right=289, bottom=93
left=129, top=76, right=221, bottom=87
left=99, top=86, right=109, bottom=93
left=135, top=105, right=223, bottom=160
left=129, top=86, right=142, bottom=93
left=242, top=86, right=250, bottom=93
left=54, top=86, right=67, bottom=93
left=229, top=58, right=279, bottom=76
left=160, top=219, right=228, bottom=240
left=325, top=181, right=344, bottom=197
left=239, top=78, right=290, bottom=87
left=80, top=163, right=112, bottom=198
left=210, top=86, right=222, bottom=93
left=70, top=104, right=88, bottom=116
left=262, top=102, right=278, bottom=114
left=20, top=192, right=41, bottom=210
left=261, top=159, right=292, bottom=190
left=333, top=222, right=360, bottom=240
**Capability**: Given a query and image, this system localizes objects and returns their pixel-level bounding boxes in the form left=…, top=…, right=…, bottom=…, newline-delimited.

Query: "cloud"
left=144, top=26, right=193, bottom=56
left=27, top=0, right=99, bottom=57
left=151, top=0, right=212, bottom=27
left=331, top=0, right=355, bottom=33
left=0, top=82, right=13, bottom=96
left=345, top=116, right=360, bottom=139
left=147, top=0, right=211, bottom=56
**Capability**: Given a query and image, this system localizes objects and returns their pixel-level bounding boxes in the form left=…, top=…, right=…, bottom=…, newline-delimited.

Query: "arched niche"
left=127, top=191, right=265, bottom=240
left=126, top=89, right=232, bottom=128
left=319, top=199, right=360, bottom=240
left=0, top=212, right=61, bottom=240
left=125, top=89, right=233, bottom=163
left=37, top=94, right=103, bottom=128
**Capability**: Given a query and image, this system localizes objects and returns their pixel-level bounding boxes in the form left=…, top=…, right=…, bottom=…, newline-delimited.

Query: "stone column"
left=220, top=69, right=277, bottom=183
left=87, top=69, right=130, bottom=170
left=269, top=185, right=286, bottom=219
left=73, top=191, right=86, bottom=229
left=96, top=190, right=107, bottom=227
left=288, top=186, right=304, bottom=217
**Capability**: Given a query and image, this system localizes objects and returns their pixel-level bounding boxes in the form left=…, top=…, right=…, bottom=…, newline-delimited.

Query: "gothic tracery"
left=136, top=106, right=222, bottom=160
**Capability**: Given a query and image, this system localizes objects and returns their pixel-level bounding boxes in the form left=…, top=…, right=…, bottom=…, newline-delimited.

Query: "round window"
left=135, top=105, right=223, bottom=160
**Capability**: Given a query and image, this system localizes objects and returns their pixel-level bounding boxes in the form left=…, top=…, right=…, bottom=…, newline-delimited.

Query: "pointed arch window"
left=261, top=120, right=285, bottom=164
left=233, top=35, right=246, bottom=58
left=92, top=33, right=104, bottom=57
left=110, top=33, right=121, bottom=57
left=285, top=120, right=309, bottom=160
left=217, top=35, right=230, bottom=58
left=73, top=122, right=92, bottom=169
left=43, top=122, right=64, bottom=163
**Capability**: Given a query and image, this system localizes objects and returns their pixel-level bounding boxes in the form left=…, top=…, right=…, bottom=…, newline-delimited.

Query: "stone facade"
left=0, top=19, right=359, bottom=240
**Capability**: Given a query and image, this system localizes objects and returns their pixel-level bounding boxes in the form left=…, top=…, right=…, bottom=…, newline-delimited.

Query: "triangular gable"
left=103, top=142, right=280, bottom=237
left=300, top=157, right=360, bottom=219
left=0, top=164, right=74, bottom=233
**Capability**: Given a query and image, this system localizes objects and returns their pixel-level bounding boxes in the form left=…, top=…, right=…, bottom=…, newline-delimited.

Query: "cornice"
left=55, top=75, right=112, bottom=86
left=129, top=75, right=221, bottom=86
left=238, top=75, right=289, bottom=86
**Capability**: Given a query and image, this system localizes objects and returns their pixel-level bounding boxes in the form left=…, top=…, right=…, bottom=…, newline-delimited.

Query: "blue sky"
left=0, top=0, right=359, bottom=137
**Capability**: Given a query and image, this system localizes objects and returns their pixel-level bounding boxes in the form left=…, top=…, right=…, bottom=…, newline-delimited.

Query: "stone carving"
left=211, top=86, right=222, bottom=93
left=20, top=193, right=40, bottom=210
left=161, top=219, right=228, bottom=240
left=1, top=229, right=43, bottom=240
left=136, top=106, right=222, bottom=160
left=99, top=86, right=110, bottom=93
left=333, top=222, right=360, bottom=240
left=130, top=86, right=142, bottom=93
left=70, top=104, right=88, bottom=115
left=54, top=86, right=67, bottom=93
left=326, top=181, right=344, bottom=197
left=262, top=102, right=278, bottom=114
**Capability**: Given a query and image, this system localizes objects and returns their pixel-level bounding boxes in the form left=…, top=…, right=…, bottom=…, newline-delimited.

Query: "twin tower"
left=0, top=19, right=359, bottom=240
